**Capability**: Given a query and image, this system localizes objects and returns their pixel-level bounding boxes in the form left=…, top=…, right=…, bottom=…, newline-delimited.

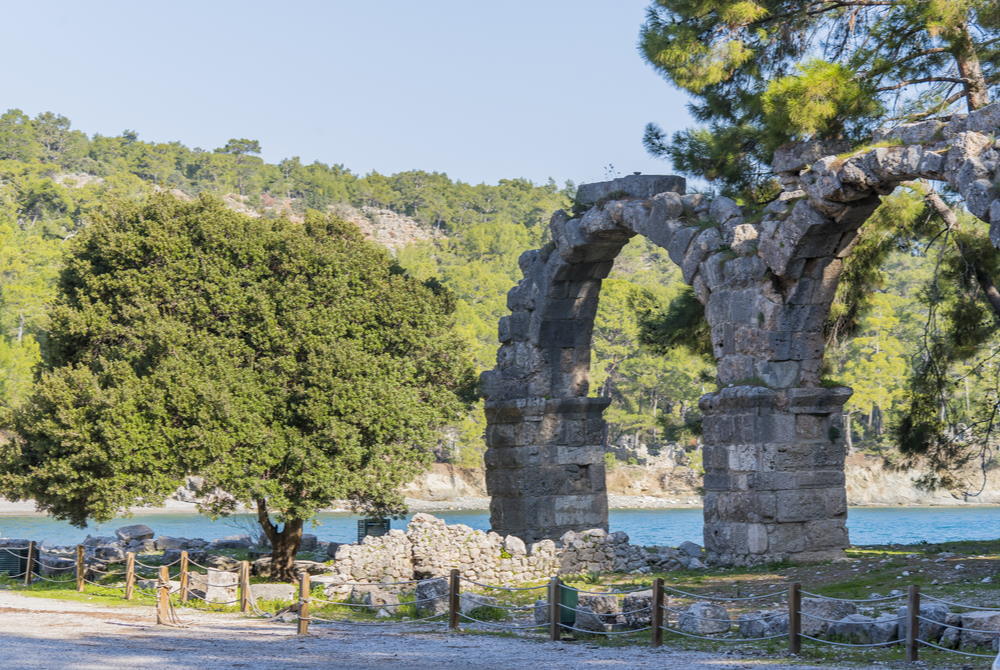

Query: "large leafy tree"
left=0, top=195, right=475, bottom=580
left=639, top=1, right=1000, bottom=479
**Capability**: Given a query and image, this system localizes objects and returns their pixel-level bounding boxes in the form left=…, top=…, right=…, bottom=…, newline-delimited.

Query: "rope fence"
left=3, top=542, right=1000, bottom=664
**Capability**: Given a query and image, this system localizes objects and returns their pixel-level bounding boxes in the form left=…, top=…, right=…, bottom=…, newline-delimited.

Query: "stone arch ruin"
left=481, top=103, right=1000, bottom=565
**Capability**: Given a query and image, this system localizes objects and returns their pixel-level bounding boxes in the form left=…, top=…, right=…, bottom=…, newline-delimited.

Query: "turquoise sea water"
left=2, top=506, right=999, bottom=548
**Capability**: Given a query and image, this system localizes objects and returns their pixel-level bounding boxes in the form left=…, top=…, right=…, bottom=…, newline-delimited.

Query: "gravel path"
left=0, top=591, right=852, bottom=669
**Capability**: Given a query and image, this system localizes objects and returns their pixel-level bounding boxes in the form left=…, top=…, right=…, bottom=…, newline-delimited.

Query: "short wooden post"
left=75, top=544, right=85, bottom=592
left=651, top=577, right=664, bottom=648
left=179, top=551, right=190, bottom=603
left=788, top=582, right=801, bottom=654
left=23, top=540, right=35, bottom=586
left=239, top=560, right=250, bottom=613
left=906, top=584, right=920, bottom=662
left=124, top=552, right=136, bottom=600
left=448, top=569, right=460, bottom=630
left=156, top=565, right=170, bottom=625
left=548, top=576, right=560, bottom=641
left=297, top=572, right=311, bottom=635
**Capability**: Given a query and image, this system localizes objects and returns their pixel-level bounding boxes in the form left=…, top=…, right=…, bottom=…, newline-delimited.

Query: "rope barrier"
left=456, top=614, right=547, bottom=630
left=799, top=590, right=906, bottom=603
left=561, top=584, right=653, bottom=596
left=917, top=638, right=998, bottom=658
left=662, top=585, right=785, bottom=601
left=559, top=623, right=653, bottom=635
left=458, top=578, right=547, bottom=592
left=308, top=595, right=444, bottom=608
left=799, top=634, right=903, bottom=648
left=917, top=616, right=1000, bottom=635
left=558, top=603, right=652, bottom=617
left=658, top=626, right=786, bottom=643
left=798, top=611, right=907, bottom=625
left=921, top=594, right=1000, bottom=611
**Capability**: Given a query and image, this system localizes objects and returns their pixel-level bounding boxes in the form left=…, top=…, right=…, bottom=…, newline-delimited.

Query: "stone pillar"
left=700, top=386, right=851, bottom=566
left=484, top=397, right=610, bottom=544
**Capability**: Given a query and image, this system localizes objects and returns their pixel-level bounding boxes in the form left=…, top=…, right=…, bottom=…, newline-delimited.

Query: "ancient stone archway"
left=481, top=103, right=1000, bottom=564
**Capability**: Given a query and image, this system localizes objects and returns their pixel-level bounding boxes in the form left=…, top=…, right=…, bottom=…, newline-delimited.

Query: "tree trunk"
left=255, top=499, right=304, bottom=583
left=950, top=23, right=991, bottom=111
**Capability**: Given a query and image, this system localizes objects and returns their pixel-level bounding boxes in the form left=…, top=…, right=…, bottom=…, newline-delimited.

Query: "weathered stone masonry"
left=483, top=102, right=1000, bottom=565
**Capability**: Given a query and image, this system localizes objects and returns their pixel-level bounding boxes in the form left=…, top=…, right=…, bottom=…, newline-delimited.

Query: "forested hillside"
left=0, top=109, right=993, bottom=476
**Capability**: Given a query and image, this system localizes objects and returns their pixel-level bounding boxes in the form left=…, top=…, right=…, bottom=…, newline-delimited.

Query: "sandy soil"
left=0, top=590, right=847, bottom=670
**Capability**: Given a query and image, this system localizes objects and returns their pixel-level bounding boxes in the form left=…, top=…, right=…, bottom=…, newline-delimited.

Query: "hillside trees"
left=0, top=196, right=475, bottom=580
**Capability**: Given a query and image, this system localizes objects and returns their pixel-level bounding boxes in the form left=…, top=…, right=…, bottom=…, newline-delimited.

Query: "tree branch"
left=875, top=76, right=970, bottom=92
left=923, top=190, right=1000, bottom=320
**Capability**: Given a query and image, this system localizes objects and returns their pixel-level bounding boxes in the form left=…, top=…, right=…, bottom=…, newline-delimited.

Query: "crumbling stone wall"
left=482, top=102, right=1000, bottom=565
left=327, top=514, right=674, bottom=586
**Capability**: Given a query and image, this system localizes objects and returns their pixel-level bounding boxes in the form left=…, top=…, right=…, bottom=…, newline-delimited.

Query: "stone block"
left=115, top=524, right=154, bottom=543
left=677, top=602, right=731, bottom=634
left=575, top=175, right=685, bottom=207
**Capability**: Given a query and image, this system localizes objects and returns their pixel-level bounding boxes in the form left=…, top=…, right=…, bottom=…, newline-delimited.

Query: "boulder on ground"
left=205, top=554, right=241, bottom=571
left=414, top=577, right=449, bottom=616
left=573, top=605, right=609, bottom=633
left=250, top=583, right=296, bottom=603
left=82, top=535, right=116, bottom=547
left=350, top=584, right=400, bottom=610
left=677, top=541, right=703, bottom=558
left=738, top=610, right=788, bottom=638
left=299, top=534, right=318, bottom=552
left=622, top=590, right=654, bottom=628
left=896, top=602, right=949, bottom=643
left=115, top=525, right=154, bottom=543
left=800, top=598, right=857, bottom=637
left=326, top=542, right=343, bottom=558
left=677, top=602, right=731, bottom=635
left=208, top=535, right=252, bottom=550
left=459, top=592, right=499, bottom=615
left=959, top=611, right=1000, bottom=651
left=827, top=613, right=898, bottom=645
left=154, top=536, right=188, bottom=551
left=189, top=568, right=239, bottom=604
left=578, top=594, right=620, bottom=624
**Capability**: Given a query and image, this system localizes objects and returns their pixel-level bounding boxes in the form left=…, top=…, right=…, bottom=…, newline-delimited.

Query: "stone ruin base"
left=701, top=386, right=851, bottom=566
left=325, top=513, right=704, bottom=593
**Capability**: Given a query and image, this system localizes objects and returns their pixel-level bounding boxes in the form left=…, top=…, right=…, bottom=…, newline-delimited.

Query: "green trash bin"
left=559, top=583, right=578, bottom=626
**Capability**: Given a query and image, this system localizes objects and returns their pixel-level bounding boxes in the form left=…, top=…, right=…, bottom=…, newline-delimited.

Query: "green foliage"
left=640, top=0, right=999, bottom=198
left=761, top=60, right=882, bottom=150
left=0, top=195, right=476, bottom=528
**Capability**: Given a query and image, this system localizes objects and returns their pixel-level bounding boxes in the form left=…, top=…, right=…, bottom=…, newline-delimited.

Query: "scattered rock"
left=677, top=602, right=730, bottom=635
left=115, top=525, right=154, bottom=543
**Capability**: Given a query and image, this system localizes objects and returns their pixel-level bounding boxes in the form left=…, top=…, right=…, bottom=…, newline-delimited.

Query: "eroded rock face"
left=482, top=103, right=1000, bottom=565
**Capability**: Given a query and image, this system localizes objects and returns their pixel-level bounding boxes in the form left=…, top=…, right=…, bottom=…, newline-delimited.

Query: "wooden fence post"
left=906, top=584, right=920, bottom=662
left=239, top=560, right=250, bottom=613
left=179, top=551, right=190, bottom=603
left=75, top=544, right=85, bottom=592
left=651, top=577, right=664, bottom=648
left=548, top=576, right=560, bottom=641
left=124, top=552, right=136, bottom=600
left=156, top=565, right=170, bottom=625
left=297, top=572, right=311, bottom=635
left=788, top=582, right=801, bottom=654
left=449, top=569, right=460, bottom=630
left=23, top=540, right=35, bottom=586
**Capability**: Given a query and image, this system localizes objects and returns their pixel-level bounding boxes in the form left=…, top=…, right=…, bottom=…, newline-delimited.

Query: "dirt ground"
left=0, top=590, right=847, bottom=670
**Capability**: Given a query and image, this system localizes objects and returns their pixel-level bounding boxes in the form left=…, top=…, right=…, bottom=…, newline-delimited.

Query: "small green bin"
left=357, top=518, right=390, bottom=543
left=0, top=546, right=26, bottom=577
left=559, top=583, right=578, bottom=626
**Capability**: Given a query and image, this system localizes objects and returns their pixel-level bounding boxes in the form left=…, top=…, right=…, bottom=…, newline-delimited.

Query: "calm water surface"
left=2, top=506, right=999, bottom=548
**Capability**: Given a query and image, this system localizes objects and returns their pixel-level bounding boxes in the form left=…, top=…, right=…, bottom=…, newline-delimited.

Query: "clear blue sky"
left=1, top=1, right=692, bottom=186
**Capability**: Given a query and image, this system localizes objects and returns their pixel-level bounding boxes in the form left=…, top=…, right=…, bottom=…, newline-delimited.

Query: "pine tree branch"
left=874, top=76, right=970, bottom=92
left=923, top=190, right=1000, bottom=320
